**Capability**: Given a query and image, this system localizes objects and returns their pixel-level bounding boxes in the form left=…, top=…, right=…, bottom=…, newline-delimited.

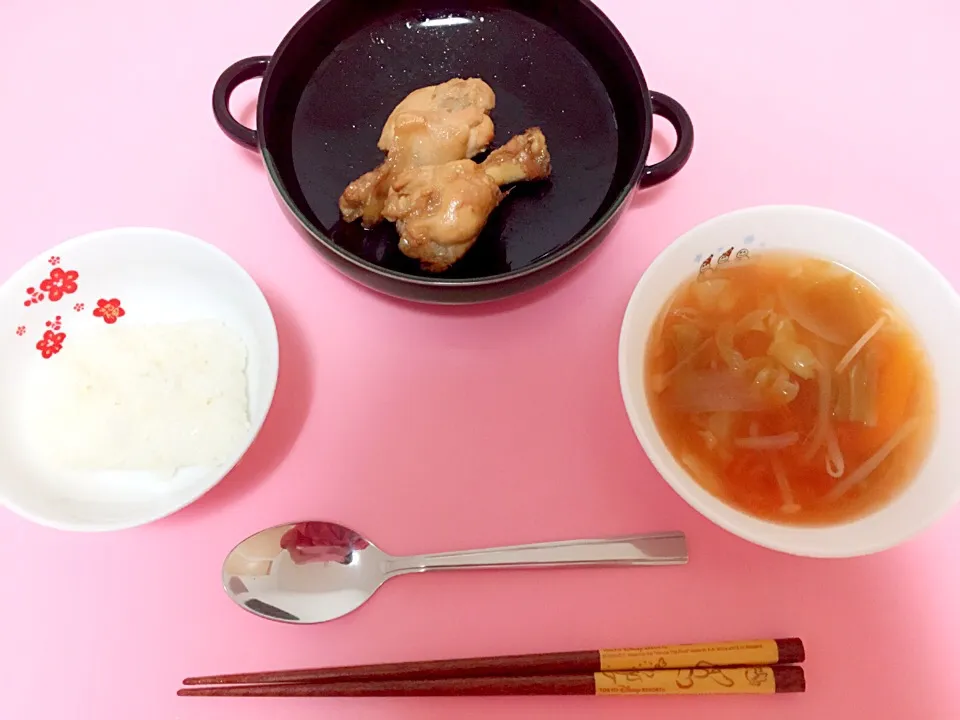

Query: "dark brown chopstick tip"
left=773, top=665, right=805, bottom=694
left=775, top=637, right=805, bottom=665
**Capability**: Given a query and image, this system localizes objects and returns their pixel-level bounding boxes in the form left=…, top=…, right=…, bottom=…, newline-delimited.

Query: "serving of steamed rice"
left=32, top=320, right=251, bottom=473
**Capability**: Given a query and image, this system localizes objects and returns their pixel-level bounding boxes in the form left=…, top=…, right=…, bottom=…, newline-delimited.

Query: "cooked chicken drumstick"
left=381, top=160, right=501, bottom=273
left=479, top=125, right=552, bottom=186
left=339, top=78, right=496, bottom=227
left=378, top=78, right=496, bottom=157
left=382, top=127, right=551, bottom=273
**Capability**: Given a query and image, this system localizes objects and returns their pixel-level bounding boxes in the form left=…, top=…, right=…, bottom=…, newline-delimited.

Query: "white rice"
left=37, top=320, right=250, bottom=472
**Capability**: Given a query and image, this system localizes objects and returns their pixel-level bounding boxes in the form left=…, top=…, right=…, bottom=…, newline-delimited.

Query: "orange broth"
left=645, top=252, right=936, bottom=526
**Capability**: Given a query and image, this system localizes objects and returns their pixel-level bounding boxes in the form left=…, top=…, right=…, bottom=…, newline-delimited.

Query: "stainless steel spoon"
left=222, top=521, right=688, bottom=623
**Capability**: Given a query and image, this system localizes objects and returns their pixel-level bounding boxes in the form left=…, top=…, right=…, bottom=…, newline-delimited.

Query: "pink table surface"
left=2, top=1, right=959, bottom=718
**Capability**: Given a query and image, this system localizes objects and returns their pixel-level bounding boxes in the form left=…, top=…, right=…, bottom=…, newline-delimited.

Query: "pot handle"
left=639, top=92, right=694, bottom=189
left=212, top=56, right=271, bottom=149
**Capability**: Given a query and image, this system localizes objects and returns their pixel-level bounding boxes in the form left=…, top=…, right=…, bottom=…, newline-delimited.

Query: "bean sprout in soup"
left=645, top=252, right=936, bottom=526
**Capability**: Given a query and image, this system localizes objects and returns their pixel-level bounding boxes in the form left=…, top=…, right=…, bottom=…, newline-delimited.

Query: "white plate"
left=0, top=228, right=279, bottom=531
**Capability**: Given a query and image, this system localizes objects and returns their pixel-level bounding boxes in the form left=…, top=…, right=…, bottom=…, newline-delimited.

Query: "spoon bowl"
left=222, top=521, right=688, bottom=624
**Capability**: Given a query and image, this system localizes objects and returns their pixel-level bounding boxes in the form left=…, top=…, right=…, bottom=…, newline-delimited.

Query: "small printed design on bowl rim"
left=0, top=228, right=280, bottom=532
left=619, top=205, right=960, bottom=558
left=13, top=254, right=129, bottom=360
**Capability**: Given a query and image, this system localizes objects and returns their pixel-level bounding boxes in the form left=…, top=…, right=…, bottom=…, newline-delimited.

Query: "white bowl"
left=0, top=228, right=279, bottom=531
left=619, top=205, right=960, bottom=557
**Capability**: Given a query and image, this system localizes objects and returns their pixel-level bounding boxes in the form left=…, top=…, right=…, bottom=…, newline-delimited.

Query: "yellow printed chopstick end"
left=594, top=667, right=779, bottom=696
left=599, top=639, right=780, bottom=671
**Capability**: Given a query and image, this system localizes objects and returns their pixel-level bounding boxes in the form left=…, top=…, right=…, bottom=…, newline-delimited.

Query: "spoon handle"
left=388, top=532, right=687, bottom=574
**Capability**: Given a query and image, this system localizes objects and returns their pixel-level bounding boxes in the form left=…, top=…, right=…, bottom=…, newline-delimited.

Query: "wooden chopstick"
left=179, top=666, right=805, bottom=697
left=183, top=638, right=803, bottom=686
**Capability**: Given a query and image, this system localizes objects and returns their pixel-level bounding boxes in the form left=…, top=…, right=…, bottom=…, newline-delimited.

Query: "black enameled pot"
left=213, top=0, right=693, bottom=304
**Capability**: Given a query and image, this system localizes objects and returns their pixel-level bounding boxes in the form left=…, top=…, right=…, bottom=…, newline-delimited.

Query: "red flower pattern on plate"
left=36, top=329, right=65, bottom=359
left=23, top=286, right=45, bottom=306
left=93, top=298, right=125, bottom=324
left=45, top=315, right=63, bottom=332
left=48, top=256, right=61, bottom=266
left=39, top=267, right=79, bottom=302
left=16, top=326, right=26, bottom=336
left=73, top=302, right=84, bottom=312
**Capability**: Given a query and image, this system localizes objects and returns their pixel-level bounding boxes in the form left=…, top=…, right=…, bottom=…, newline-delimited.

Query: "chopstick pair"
left=180, top=637, right=805, bottom=697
